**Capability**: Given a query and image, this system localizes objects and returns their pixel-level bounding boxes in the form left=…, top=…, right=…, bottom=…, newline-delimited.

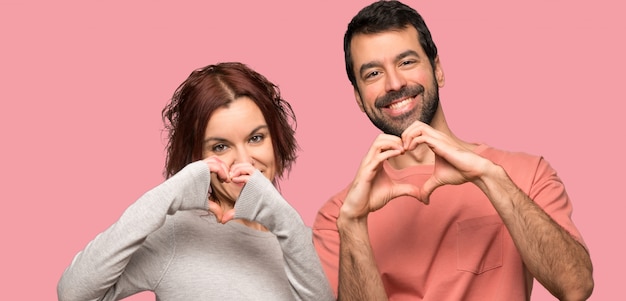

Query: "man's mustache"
left=375, top=85, right=424, bottom=108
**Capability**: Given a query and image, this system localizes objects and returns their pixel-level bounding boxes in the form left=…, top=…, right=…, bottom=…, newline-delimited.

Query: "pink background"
left=1, top=0, right=623, bottom=300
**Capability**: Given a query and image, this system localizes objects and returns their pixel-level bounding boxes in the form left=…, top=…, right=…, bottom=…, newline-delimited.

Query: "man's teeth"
left=388, top=97, right=413, bottom=110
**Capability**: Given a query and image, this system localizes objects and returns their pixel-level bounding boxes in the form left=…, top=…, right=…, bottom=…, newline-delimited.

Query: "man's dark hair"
left=344, top=0, right=439, bottom=87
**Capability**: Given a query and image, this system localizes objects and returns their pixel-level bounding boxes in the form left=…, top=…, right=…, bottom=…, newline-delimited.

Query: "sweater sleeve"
left=57, top=161, right=211, bottom=301
left=234, top=171, right=335, bottom=301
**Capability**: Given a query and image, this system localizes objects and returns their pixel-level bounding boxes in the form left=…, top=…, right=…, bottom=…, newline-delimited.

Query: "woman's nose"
left=232, top=148, right=255, bottom=166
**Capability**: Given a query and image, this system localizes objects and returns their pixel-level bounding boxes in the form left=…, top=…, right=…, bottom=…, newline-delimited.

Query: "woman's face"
left=202, top=96, right=276, bottom=203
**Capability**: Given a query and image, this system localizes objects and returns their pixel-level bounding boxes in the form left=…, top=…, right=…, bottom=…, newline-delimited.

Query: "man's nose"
left=385, top=69, right=407, bottom=92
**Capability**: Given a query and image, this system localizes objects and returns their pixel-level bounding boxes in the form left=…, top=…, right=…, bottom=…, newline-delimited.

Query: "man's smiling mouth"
left=387, top=97, right=414, bottom=110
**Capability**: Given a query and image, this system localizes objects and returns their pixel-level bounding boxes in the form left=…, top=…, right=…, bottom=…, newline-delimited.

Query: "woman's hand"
left=204, top=156, right=231, bottom=183
left=204, top=159, right=258, bottom=224
left=229, top=162, right=257, bottom=185
left=208, top=201, right=235, bottom=224
left=203, top=156, right=234, bottom=223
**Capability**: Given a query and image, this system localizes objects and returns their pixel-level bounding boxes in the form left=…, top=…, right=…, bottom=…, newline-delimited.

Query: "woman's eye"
left=249, top=134, right=264, bottom=144
left=212, top=144, right=228, bottom=153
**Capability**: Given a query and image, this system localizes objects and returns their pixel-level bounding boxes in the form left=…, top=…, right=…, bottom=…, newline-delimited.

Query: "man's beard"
left=361, top=82, right=439, bottom=137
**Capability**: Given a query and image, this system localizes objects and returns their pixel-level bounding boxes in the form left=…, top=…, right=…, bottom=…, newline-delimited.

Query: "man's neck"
left=388, top=143, right=435, bottom=169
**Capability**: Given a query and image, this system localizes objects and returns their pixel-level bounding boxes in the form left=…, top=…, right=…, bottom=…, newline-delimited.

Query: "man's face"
left=350, top=26, right=444, bottom=136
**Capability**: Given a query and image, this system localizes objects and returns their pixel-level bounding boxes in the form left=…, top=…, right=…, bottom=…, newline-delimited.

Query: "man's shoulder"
left=313, top=184, right=351, bottom=227
left=478, top=144, right=543, bottom=166
left=321, top=184, right=351, bottom=208
left=478, top=144, right=557, bottom=192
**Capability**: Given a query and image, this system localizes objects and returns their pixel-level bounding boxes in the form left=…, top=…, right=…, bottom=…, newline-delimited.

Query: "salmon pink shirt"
left=313, top=144, right=586, bottom=301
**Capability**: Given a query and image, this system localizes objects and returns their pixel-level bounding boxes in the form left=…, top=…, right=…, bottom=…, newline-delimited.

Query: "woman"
left=57, top=62, right=334, bottom=301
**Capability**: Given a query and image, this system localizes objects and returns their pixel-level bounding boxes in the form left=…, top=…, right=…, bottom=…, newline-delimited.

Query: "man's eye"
left=365, top=71, right=380, bottom=79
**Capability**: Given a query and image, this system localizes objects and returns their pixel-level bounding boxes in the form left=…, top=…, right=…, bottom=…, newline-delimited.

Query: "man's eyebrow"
left=358, top=50, right=421, bottom=76
left=396, top=50, right=420, bottom=61
left=359, top=60, right=383, bottom=76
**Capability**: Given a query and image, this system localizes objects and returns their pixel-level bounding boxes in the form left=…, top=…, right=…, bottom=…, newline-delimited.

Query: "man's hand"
left=401, top=120, right=489, bottom=203
left=340, top=134, right=421, bottom=221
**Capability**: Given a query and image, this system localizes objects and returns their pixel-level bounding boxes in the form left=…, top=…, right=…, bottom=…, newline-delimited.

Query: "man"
left=312, top=1, right=594, bottom=300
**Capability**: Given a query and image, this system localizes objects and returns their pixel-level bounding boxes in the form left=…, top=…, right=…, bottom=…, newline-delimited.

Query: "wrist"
left=471, top=161, right=519, bottom=212
left=471, top=159, right=504, bottom=190
left=337, top=205, right=368, bottom=232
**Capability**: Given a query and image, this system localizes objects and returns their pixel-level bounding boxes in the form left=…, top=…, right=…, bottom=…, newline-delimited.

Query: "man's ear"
left=354, top=88, right=365, bottom=112
left=434, top=56, right=445, bottom=88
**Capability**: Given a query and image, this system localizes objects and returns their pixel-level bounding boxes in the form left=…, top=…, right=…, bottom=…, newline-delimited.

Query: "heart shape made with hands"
left=203, top=158, right=260, bottom=224
left=400, top=124, right=485, bottom=202
left=353, top=125, right=482, bottom=215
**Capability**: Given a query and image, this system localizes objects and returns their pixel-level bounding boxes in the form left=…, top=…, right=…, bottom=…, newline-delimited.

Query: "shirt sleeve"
left=527, top=157, right=587, bottom=249
left=483, top=147, right=587, bottom=250
left=311, top=192, right=344, bottom=298
left=57, top=161, right=211, bottom=301
left=234, top=171, right=335, bottom=301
